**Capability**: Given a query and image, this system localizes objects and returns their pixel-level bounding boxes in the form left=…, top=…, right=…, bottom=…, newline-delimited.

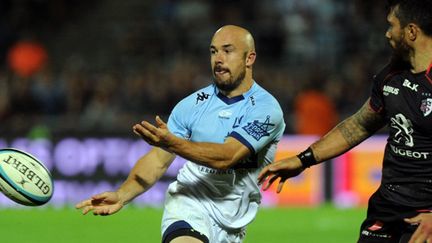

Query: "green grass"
left=0, top=205, right=365, bottom=243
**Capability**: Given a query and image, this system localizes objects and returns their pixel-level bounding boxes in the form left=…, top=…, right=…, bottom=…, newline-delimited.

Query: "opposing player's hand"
left=405, top=213, right=432, bottom=243
left=133, top=116, right=175, bottom=148
left=257, top=156, right=304, bottom=193
left=75, top=191, right=124, bottom=216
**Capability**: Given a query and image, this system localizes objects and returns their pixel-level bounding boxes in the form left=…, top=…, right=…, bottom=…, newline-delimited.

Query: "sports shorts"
left=358, top=184, right=432, bottom=243
left=161, top=181, right=246, bottom=243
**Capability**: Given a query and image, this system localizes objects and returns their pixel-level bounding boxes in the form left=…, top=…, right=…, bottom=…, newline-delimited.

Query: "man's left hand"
left=405, top=213, right=432, bottom=243
left=133, top=116, right=174, bottom=148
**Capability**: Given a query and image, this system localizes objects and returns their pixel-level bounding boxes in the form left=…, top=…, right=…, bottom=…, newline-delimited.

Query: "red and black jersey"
left=369, top=58, right=432, bottom=207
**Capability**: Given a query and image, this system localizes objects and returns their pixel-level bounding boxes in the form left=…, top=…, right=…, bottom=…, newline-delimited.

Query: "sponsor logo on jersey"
left=242, top=116, right=274, bottom=141
left=390, top=113, right=414, bottom=147
left=420, top=98, right=432, bottom=117
left=403, top=79, right=418, bottom=92
left=383, top=85, right=399, bottom=96
left=196, top=92, right=210, bottom=104
left=361, top=230, right=392, bottom=239
left=198, top=166, right=234, bottom=175
left=390, top=144, right=429, bottom=159
left=218, top=109, right=232, bottom=119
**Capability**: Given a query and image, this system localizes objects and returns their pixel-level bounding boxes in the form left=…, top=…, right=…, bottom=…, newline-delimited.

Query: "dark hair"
left=387, top=0, right=432, bottom=36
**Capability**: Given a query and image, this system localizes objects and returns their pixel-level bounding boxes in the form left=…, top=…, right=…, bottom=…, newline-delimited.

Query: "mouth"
left=214, top=66, right=230, bottom=76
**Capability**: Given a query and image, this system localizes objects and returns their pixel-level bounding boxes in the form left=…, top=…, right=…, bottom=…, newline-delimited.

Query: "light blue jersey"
left=165, top=81, right=285, bottom=231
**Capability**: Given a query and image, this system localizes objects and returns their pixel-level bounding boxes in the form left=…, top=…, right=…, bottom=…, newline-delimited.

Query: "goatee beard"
left=214, top=69, right=245, bottom=92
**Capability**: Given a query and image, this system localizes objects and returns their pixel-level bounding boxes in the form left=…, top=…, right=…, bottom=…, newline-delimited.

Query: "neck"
left=410, top=38, right=432, bottom=73
left=220, top=72, right=254, bottom=98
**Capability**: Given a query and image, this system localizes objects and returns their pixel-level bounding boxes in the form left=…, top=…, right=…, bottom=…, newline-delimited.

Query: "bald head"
left=209, top=25, right=257, bottom=95
left=212, top=25, right=255, bottom=53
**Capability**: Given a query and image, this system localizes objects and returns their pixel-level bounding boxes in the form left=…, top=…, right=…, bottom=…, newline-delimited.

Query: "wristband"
left=296, top=147, right=317, bottom=168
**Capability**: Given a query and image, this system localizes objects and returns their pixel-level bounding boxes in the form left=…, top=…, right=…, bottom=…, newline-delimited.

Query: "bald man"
left=76, top=25, right=285, bottom=243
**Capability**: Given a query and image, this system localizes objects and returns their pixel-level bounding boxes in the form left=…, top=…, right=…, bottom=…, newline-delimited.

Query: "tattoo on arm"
left=338, top=100, right=386, bottom=147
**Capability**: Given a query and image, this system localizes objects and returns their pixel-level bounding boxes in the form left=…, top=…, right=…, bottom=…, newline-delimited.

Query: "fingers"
left=258, top=162, right=283, bottom=184
left=92, top=205, right=112, bottom=216
left=155, top=116, right=167, bottom=128
left=82, top=205, right=94, bottom=215
left=405, top=215, right=421, bottom=224
left=133, top=123, right=157, bottom=144
left=75, top=199, right=95, bottom=215
left=75, top=199, right=92, bottom=209
left=257, top=166, right=270, bottom=184
left=276, top=179, right=287, bottom=193
left=140, top=120, right=158, bottom=134
left=261, top=174, right=277, bottom=191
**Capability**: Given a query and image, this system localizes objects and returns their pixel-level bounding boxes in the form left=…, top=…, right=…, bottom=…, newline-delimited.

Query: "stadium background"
left=0, top=0, right=391, bottom=242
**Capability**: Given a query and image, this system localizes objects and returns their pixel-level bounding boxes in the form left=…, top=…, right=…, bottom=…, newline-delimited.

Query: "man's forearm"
left=311, top=100, right=385, bottom=163
left=117, top=148, right=175, bottom=204
left=167, top=136, right=249, bottom=170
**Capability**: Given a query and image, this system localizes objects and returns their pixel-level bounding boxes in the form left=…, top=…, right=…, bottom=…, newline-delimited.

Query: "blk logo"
left=403, top=79, right=418, bottom=92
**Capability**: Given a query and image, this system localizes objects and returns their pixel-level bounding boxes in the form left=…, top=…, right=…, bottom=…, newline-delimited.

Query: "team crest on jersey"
left=390, top=113, right=414, bottom=147
left=420, top=98, right=432, bottom=117
left=242, top=116, right=274, bottom=141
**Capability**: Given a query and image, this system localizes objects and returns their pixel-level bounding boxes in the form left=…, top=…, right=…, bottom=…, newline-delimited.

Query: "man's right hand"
left=75, top=191, right=125, bottom=216
left=257, top=156, right=305, bottom=193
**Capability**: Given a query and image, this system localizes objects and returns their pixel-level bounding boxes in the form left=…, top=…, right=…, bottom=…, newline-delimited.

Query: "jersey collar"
left=215, top=81, right=257, bottom=105
left=216, top=92, right=245, bottom=105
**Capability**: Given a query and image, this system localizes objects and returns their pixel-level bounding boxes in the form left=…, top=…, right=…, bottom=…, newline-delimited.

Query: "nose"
left=214, top=52, right=225, bottom=64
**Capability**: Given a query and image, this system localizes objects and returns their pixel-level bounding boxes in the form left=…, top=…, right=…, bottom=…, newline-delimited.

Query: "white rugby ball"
left=0, top=148, right=53, bottom=206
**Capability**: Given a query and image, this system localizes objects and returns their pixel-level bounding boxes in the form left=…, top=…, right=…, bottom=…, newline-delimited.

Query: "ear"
left=246, top=51, right=256, bottom=67
left=406, top=23, right=419, bottom=41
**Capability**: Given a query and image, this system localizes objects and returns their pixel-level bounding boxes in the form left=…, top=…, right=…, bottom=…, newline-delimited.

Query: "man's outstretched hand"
left=133, top=116, right=176, bottom=149
left=258, top=156, right=305, bottom=193
left=75, top=191, right=124, bottom=216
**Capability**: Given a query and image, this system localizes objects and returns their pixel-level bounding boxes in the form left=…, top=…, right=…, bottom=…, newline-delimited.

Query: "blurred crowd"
left=0, top=0, right=392, bottom=136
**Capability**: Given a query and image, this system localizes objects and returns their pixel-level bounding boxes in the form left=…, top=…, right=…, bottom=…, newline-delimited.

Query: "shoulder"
left=173, top=84, right=215, bottom=110
left=373, top=56, right=411, bottom=84
left=248, top=83, right=283, bottom=114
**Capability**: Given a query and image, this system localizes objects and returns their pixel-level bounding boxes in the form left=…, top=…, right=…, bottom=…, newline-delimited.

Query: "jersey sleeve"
left=167, top=97, right=192, bottom=140
left=229, top=104, right=285, bottom=155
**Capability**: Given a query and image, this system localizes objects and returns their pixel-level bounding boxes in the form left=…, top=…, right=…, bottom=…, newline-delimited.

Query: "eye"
left=224, top=49, right=232, bottom=54
left=210, top=49, right=216, bottom=55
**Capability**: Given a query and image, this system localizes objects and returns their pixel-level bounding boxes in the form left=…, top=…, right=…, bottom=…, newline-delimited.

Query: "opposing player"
left=76, top=25, right=285, bottom=243
left=258, top=0, right=432, bottom=242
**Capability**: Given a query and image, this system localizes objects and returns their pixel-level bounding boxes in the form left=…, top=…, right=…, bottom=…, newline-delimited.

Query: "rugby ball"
left=0, top=148, right=53, bottom=206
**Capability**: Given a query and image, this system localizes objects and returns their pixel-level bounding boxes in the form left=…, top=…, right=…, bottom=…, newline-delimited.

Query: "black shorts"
left=358, top=185, right=432, bottom=243
left=162, top=220, right=209, bottom=243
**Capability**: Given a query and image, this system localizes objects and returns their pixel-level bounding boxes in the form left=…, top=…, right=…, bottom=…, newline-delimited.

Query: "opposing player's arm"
left=116, top=147, right=176, bottom=204
left=310, top=98, right=386, bottom=163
